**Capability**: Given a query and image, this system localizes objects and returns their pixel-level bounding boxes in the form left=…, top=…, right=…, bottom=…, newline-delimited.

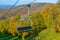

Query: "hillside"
left=0, top=3, right=51, bottom=18
left=0, top=2, right=60, bottom=40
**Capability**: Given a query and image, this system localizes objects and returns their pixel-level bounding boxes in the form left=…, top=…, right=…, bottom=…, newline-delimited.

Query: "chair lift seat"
left=17, top=26, right=32, bottom=31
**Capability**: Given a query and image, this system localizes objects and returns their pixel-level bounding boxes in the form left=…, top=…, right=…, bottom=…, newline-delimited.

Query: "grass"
left=35, top=29, right=60, bottom=40
left=0, top=32, right=38, bottom=40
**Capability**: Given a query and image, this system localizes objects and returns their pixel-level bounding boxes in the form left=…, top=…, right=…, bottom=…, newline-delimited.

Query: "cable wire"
left=1, top=0, right=20, bottom=19
left=11, top=0, right=36, bottom=16
left=1, top=0, right=36, bottom=19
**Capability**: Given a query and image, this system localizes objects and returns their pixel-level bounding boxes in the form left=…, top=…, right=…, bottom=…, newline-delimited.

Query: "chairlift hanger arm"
left=12, top=0, right=36, bottom=15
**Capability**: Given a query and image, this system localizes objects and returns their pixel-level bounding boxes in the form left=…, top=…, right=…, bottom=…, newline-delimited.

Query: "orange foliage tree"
left=41, top=4, right=60, bottom=32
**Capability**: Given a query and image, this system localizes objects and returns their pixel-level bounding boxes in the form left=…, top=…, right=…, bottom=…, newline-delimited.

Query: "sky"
left=0, top=0, right=58, bottom=6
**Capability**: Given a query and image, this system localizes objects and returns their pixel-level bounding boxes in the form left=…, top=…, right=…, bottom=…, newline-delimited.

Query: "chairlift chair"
left=16, top=16, right=32, bottom=32
left=16, top=4, right=33, bottom=33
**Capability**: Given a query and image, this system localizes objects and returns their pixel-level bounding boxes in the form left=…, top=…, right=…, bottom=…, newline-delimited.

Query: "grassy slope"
left=0, top=29, right=60, bottom=40
left=0, top=33, right=37, bottom=40
left=35, top=29, right=60, bottom=40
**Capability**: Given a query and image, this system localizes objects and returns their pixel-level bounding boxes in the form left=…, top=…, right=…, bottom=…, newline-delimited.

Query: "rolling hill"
left=0, top=3, right=51, bottom=19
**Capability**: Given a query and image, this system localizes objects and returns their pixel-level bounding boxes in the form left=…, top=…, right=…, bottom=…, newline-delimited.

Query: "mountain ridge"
left=0, top=3, right=52, bottom=18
